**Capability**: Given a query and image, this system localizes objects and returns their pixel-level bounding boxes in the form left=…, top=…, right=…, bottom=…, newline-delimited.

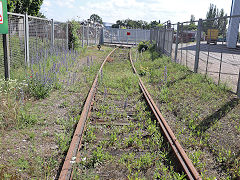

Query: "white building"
left=227, top=0, right=240, bottom=48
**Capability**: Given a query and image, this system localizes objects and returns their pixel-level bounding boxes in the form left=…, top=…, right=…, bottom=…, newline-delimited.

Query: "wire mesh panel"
left=79, top=26, right=84, bottom=47
left=88, top=26, right=96, bottom=46
left=199, top=17, right=240, bottom=92
left=171, top=16, right=240, bottom=94
left=83, top=26, right=89, bottom=46
left=103, top=28, right=150, bottom=44
left=151, top=27, right=173, bottom=57
left=54, top=22, right=68, bottom=51
left=7, top=13, right=25, bottom=79
left=28, top=16, right=51, bottom=65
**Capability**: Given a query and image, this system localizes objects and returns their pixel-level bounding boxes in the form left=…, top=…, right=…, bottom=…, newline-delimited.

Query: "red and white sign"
left=127, top=32, right=131, bottom=36
left=0, top=1, right=3, bottom=24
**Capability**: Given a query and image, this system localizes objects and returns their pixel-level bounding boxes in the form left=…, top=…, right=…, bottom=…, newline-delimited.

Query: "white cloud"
left=41, top=0, right=232, bottom=23
left=41, top=0, right=51, bottom=12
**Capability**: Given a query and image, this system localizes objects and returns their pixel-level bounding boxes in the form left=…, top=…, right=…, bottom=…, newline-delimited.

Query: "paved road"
left=172, top=41, right=240, bottom=92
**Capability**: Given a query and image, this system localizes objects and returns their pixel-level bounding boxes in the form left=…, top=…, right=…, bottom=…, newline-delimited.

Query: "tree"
left=190, top=15, right=195, bottom=24
left=7, top=0, right=44, bottom=16
left=203, top=4, right=228, bottom=35
left=150, top=20, right=159, bottom=28
left=112, top=19, right=155, bottom=29
left=89, top=14, right=103, bottom=24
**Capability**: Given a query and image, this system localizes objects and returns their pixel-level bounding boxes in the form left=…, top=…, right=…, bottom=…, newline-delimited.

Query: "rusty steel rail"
left=59, top=48, right=117, bottom=180
left=129, top=50, right=202, bottom=180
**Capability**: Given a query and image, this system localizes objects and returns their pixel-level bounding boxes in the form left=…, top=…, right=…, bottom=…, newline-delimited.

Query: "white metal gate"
left=103, top=28, right=150, bottom=44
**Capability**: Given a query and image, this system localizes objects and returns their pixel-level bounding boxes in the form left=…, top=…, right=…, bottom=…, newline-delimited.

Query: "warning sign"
left=0, top=0, right=8, bottom=34
left=0, top=1, right=3, bottom=24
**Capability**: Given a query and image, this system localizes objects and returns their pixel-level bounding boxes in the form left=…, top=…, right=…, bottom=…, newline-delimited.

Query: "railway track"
left=59, top=47, right=202, bottom=180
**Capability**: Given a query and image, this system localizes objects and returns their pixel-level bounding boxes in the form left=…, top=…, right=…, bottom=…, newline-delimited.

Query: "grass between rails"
left=0, top=46, right=113, bottom=179
left=72, top=48, right=186, bottom=179
left=131, top=47, right=240, bottom=179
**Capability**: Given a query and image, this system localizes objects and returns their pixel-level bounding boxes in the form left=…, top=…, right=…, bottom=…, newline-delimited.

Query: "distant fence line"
left=150, top=15, right=240, bottom=98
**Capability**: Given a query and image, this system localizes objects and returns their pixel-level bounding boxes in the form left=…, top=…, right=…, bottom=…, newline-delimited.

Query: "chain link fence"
left=0, top=13, right=25, bottom=79
left=0, top=12, right=68, bottom=80
left=150, top=16, right=240, bottom=97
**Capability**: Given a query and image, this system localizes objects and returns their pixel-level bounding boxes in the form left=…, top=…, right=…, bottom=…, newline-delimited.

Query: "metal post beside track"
left=66, top=23, right=69, bottom=49
left=194, top=19, right=202, bottom=73
left=51, top=19, right=54, bottom=47
left=87, top=26, right=89, bottom=46
left=24, top=13, right=30, bottom=67
left=174, top=22, right=180, bottom=63
left=95, top=27, right=97, bottom=45
left=82, top=26, right=84, bottom=47
left=3, top=34, right=10, bottom=80
left=237, top=69, right=240, bottom=98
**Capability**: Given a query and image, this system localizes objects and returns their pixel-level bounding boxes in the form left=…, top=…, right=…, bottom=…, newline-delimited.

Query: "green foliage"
left=17, top=107, right=37, bottom=129
left=203, top=4, right=228, bottom=35
left=7, top=0, right=43, bottom=16
left=89, top=14, right=103, bottom=24
left=137, top=41, right=150, bottom=52
left=68, top=20, right=82, bottom=50
left=112, top=19, right=162, bottom=29
left=139, top=65, right=149, bottom=76
left=27, top=76, right=52, bottom=100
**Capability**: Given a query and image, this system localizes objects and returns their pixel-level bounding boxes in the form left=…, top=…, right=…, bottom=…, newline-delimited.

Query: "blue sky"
left=41, top=0, right=232, bottom=23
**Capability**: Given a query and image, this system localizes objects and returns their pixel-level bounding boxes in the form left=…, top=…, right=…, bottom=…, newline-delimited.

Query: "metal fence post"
left=87, top=26, right=89, bottom=46
left=111, top=28, right=113, bottom=43
left=135, top=29, right=137, bottom=45
left=95, top=27, right=97, bottom=45
left=99, top=28, right=104, bottom=45
left=237, top=69, right=240, bottom=98
left=3, top=34, right=10, bottom=80
left=51, top=19, right=54, bottom=47
left=194, top=19, right=203, bottom=73
left=127, top=29, right=129, bottom=44
left=82, top=26, right=84, bottom=47
left=163, top=25, right=167, bottom=54
left=24, top=13, right=30, bottom=67
left=66, top=23, right=68, bottom=49
left=174, top=22, right=180, bottom=63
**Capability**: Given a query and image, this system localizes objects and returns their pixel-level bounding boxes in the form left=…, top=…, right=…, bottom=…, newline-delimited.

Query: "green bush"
left=137, top=41, right=150, bottom=52
left=68, top=20, right=82, bottom=50
left=27, top=76, right=52, bottom=99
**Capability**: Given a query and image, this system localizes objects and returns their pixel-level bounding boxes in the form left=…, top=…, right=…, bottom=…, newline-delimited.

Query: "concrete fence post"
left=3, top=34, right=10, bottom=80
left=237, top=69, right=240, bottom=98
left=51, top=19, right=54, bottom=47
left=24, top=13, right=30, bottom=67
left=194, top=19, right=203, bottom=73
left=174, top=22, right=180, bottom=63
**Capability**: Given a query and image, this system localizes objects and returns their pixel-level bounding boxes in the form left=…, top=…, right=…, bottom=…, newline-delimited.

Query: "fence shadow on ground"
left=166, top=71, right=192, bottom=88
left=179, top=43, right=240, bottom=55
left=195, top=97, right=239, bottom=135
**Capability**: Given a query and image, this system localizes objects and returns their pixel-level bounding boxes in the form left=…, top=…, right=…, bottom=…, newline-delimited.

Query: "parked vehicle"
left=206, top=29, right=219, bottom=45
